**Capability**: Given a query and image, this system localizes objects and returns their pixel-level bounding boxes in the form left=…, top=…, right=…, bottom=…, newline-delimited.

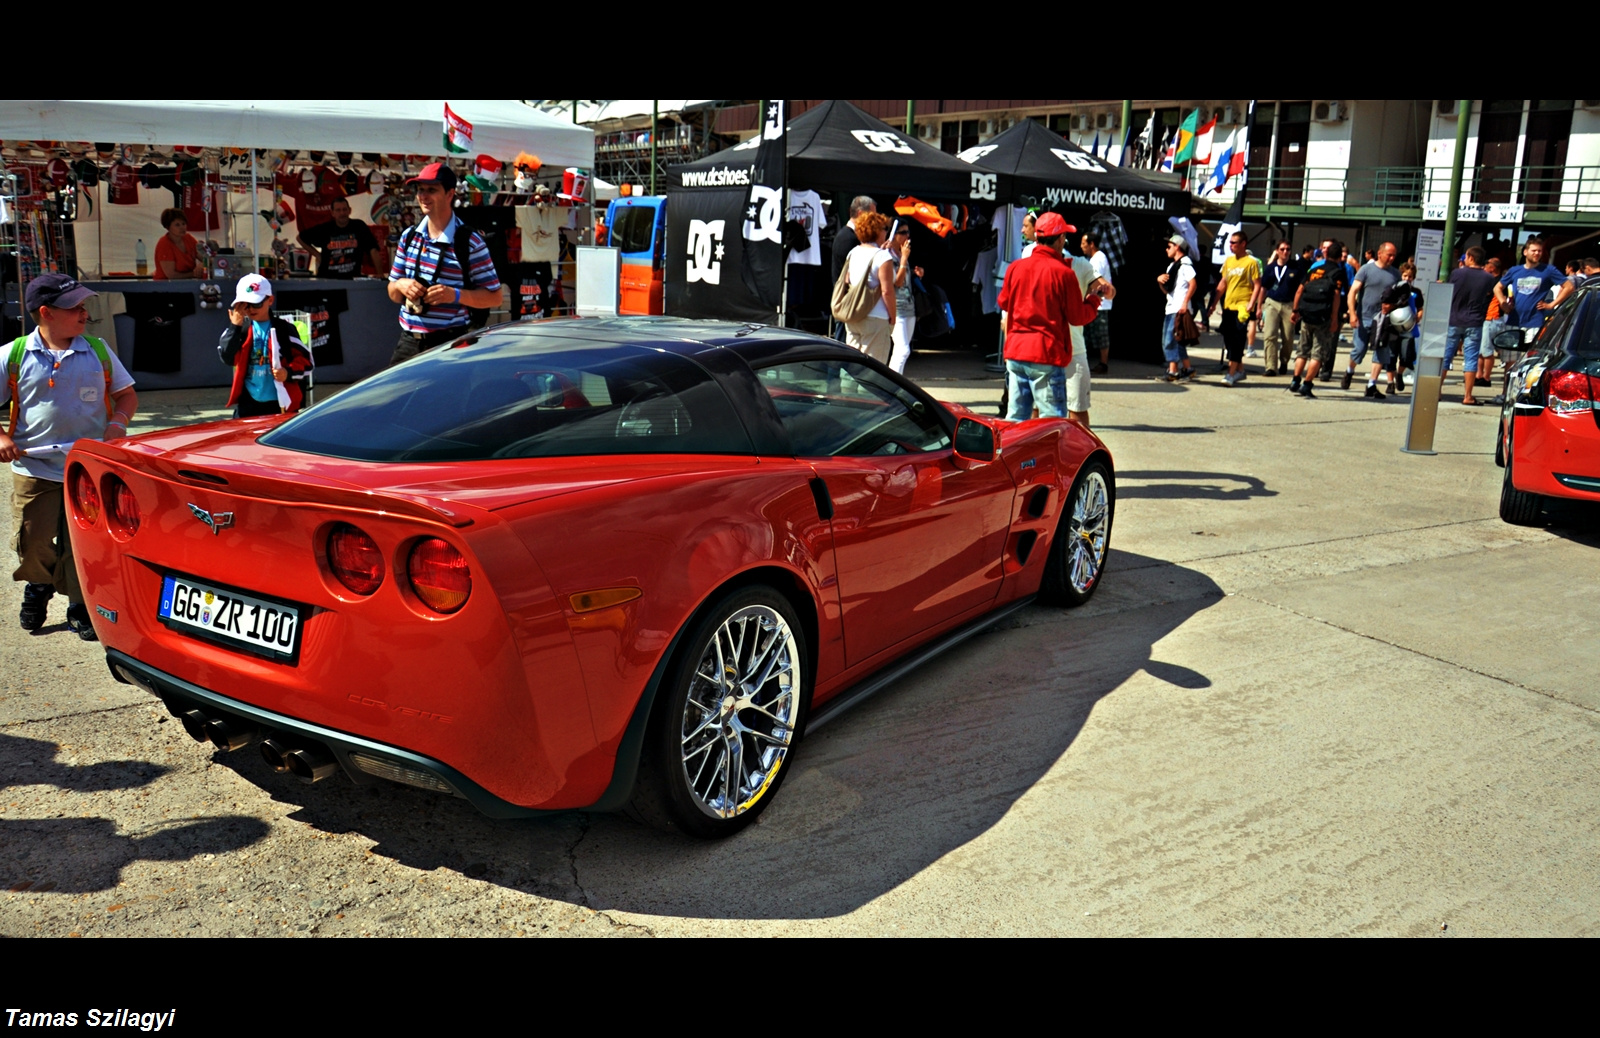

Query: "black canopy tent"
left=665, top=100, right=1010, bottom=323
left=962, top=120, right=1191, bottom=365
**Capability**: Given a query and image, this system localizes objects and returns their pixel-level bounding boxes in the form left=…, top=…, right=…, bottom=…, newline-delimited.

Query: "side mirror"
left=954, top=417, right=996, bottom=463
left=1492, top=329, right=1524, bottom=351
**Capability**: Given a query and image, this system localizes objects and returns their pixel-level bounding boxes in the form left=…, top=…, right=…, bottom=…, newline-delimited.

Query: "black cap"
left=25, top=273, right=96, bottom=313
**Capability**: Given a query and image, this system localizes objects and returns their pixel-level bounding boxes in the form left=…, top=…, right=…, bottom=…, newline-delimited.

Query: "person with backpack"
left=836, top=211, right=897, bottom=364
left=386, top=162, right=503, bottom=367
left=0, top=274, right=137, bottom=638
left=1286, top=238, right=1351, bottom=398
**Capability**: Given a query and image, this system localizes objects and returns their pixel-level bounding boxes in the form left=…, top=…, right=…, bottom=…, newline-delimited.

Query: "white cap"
left=234, top=275, right=273, bottom=305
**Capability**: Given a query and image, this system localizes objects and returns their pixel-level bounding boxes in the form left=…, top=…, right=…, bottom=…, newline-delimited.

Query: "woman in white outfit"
left=844, top=211, right=896, bottom=364
left=888, top=221, right=919, bottom=373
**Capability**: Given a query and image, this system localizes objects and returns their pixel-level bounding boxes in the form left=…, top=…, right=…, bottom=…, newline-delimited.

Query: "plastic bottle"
left=135, top=238, right=148, bottom=277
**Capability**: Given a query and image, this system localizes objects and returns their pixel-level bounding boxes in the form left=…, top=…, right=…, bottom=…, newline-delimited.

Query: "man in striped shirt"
left=386, top=162, right=503, bottom=366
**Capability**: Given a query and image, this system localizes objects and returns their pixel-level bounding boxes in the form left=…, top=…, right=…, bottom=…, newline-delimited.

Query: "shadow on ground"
left=1117, top=470, right=1277, bottom=501
left=202, top=551, right=1222, bottom=920
left=0, top=733, right=270, bottom=893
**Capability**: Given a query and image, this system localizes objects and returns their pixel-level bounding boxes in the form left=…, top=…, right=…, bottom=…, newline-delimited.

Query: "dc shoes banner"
left=665, top=187, right=774, bottom=322
left=740, top=100, right=787, bottom=312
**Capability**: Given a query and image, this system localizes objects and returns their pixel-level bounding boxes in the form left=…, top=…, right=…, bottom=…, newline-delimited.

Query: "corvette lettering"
left=348, top=694, right=454, bottom=724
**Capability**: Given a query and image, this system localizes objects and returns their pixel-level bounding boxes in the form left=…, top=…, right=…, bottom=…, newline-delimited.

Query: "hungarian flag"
left=444, top=104, right=473, bottom=154
left=1192, top=115, right=1218, bottom=165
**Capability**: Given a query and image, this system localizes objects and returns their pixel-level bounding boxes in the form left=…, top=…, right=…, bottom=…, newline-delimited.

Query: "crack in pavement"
left=1, top=700, right=153, bottom=728
left=564, top=813, right=654, bottom=936
left=1232, top=588, right=1599, bottom=717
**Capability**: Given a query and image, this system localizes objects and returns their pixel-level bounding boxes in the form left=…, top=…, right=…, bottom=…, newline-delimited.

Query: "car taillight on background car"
left=68, top=465, right=100, bottom=526
left=106, top=475, right=140, bottom=538
left=408, top=538, right=471, bottom=614
left=1547, top=370, right=1600, bottom=415
left=328, top=523, right=384, bottom=595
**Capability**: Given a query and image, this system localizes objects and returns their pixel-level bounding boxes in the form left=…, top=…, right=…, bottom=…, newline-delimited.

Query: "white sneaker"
left=1246, top=349, right=1262, bottom=358
left=1222, top=371, right=1239, bottom=385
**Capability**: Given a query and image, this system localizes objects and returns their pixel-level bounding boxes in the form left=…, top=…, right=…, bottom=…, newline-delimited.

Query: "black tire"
left=1499, top=420, right=1544, bottom=526
left=1040, top=459, right=1114, bottom=607
left=627, top=587, right=808, bottom=838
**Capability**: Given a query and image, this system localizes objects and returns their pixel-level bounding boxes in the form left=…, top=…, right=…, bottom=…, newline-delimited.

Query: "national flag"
left=1206, top=129, right=1237, bottom=194
left=1173, top=109, right=1201, bottom=165
left=1192, top=115, right=1218, bottom=165
left=1159, top=128, right=1176, bottom=172
left=443, top=104, right=473, bottom=154
left=1090, top=131, right=1101, bottom=158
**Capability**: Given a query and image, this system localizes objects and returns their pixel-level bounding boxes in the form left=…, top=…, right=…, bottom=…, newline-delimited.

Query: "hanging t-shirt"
left=180, top=177, right=221, bottom=232
left=275, top=290, right=350, bottom=367
left=786, top=190, right=824, bottom=266
left=123, top=292, right=196, bottom=374
left=515, top=205, right=562, bottom=264
left=108, top=164, right=140, bottom=205
left=300, top=220, right=379, bottom=278
left=276, top=169, right=343, bottom=232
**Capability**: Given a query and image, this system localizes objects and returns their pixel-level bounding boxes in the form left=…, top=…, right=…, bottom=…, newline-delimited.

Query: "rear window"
left=261, top=332, right=753, bottom=462
left=1561, top=292, right=1600, bottom=358
left=610, top=206, right=658, bottom=256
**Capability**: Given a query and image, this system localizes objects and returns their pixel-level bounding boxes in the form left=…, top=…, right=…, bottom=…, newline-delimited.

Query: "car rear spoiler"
left=68, top=439, right=476, bottom=528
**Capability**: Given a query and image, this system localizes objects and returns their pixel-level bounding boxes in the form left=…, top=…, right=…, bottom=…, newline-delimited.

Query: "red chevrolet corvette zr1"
left=66, top=318, right=1114, bottom=837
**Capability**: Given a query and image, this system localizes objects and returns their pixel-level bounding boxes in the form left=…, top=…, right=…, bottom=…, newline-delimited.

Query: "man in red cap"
left=997, top=212, right=1109, bottom=421
left=386, top=162, right=502, bottom=365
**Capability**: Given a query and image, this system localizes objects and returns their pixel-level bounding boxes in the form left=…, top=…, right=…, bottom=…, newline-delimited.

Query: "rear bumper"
left=106, top=650, right=551, bottom=819
left=1513, top=413, right=1600, bottom=500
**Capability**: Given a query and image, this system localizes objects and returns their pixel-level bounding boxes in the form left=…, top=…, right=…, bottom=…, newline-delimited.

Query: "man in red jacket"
left=997, top=213, right=1108, bottom=421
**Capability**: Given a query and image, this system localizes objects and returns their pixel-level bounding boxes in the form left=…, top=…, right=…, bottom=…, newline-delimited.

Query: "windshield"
left=611, top=206, right=659, bottom=256
left=261, top=332, right=753, bottom=462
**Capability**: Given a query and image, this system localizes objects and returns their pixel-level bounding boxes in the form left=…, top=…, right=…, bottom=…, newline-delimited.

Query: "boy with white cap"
left=219, top=275, right=312, bottom=417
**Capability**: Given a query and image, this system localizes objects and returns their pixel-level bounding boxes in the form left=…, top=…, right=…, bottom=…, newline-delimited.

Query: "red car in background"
left=66, top=319, right=1115, bottom=838
left=1497, top=283, right=1600, bottom=524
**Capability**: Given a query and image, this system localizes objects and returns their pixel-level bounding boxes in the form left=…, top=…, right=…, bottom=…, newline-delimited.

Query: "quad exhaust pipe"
left=262, top=738, right=337, bottom=784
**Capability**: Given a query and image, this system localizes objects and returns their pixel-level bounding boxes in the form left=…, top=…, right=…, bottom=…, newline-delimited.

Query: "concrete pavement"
left=2, top=338, right=1596, bottom=937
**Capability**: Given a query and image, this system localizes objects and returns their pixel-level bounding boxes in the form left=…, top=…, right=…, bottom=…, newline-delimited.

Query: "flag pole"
left=777, top=100, right=789, bottom=327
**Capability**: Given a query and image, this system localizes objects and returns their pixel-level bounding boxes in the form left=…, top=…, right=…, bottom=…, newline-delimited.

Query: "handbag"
left=830, top=246, right=879, bottom=324
left=1175, top=311, right=1201, bottom=347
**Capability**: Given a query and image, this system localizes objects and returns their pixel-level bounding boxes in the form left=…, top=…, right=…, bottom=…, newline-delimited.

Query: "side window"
left=755, top=359, right=952, bottom=457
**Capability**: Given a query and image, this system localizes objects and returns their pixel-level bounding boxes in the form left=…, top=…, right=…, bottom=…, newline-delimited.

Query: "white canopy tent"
left=2, top=99, right=593, bottom=168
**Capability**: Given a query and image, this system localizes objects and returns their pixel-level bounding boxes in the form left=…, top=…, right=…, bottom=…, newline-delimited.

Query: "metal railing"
left=1241, top=165, right=1600, bottom=217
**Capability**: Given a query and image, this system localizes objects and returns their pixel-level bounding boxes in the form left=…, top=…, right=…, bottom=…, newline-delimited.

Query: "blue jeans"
left=1006, top=360, right=1064, bottom=420
left=1161, top=312, right=1188, bottom=365
left=1349, top=322, right=1375, bottom=367
left=1443, top=325, right=1482, bottom=372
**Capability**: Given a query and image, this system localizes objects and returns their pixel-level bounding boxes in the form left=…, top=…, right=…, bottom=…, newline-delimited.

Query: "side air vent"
left=1014, top=530, right=1038, bottom=566
left=1026, top=486, right=1051, bottom=518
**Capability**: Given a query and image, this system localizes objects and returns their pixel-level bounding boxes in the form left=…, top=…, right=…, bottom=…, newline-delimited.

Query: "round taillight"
left=68, top=465, right=101, bottom=526
left=328, top=524, right=384, bottom=595
left=106, top=476, right=140, bottom=538
left=408, top=538, right=471, bottom=614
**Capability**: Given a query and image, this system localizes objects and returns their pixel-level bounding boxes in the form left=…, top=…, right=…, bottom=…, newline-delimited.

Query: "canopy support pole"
left=251, top=149, right=259, bottom=275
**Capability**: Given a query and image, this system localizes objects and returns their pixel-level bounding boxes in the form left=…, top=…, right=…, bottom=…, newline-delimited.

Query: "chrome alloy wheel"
left=679, top=605, right=800, bottom=820
left=1067, top=469, right=1110, bottom=594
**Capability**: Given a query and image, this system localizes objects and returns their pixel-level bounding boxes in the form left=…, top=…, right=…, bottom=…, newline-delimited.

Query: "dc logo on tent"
left=957, top=145, right=998, bottom=164
left=969, top=173, right=997, bottom=201
left=1050, top=148, right=1106, bottom=173
left=686, top=219, right=726, bottom=285
left=743, top=186, right=784, bottom=244
left=850, top=130, right=914, bottom=155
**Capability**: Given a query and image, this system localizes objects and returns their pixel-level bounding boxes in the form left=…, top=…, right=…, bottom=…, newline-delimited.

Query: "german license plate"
left=158, top=575, right=300, bottom=660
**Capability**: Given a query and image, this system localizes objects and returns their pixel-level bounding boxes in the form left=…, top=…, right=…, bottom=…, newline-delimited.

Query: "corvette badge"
left=188, top=503, right=235, bottom=536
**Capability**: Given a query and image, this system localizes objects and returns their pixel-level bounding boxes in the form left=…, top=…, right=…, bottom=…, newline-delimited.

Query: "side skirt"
left=805, top=596, right=1036, bottom=734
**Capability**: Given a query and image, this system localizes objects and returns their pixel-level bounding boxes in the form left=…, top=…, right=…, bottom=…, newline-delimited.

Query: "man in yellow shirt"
left=1209, top=232, right=1262, bottom=386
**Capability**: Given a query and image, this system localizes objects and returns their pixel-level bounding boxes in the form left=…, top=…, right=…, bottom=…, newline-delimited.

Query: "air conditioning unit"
left=1070, top=114, right=1093, bottom=132
left=1218, top=104, right=1238, bottom=125
left=1437, top=100, right=1459, bottom=118
left=919, top=123, right=937, bottom=139
left=1313, top=101, right=1348, bottom=122
left=1095, top=112, right=1119, bottom=131
left=996, top=118, right=1012, bottom=132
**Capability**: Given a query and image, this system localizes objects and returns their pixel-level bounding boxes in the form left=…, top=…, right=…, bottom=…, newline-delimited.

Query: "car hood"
left=99, top=417, right=762, bottom=516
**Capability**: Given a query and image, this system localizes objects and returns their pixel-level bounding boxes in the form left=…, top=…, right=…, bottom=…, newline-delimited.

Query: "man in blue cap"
left=0, top=274, right=138, bottom=638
